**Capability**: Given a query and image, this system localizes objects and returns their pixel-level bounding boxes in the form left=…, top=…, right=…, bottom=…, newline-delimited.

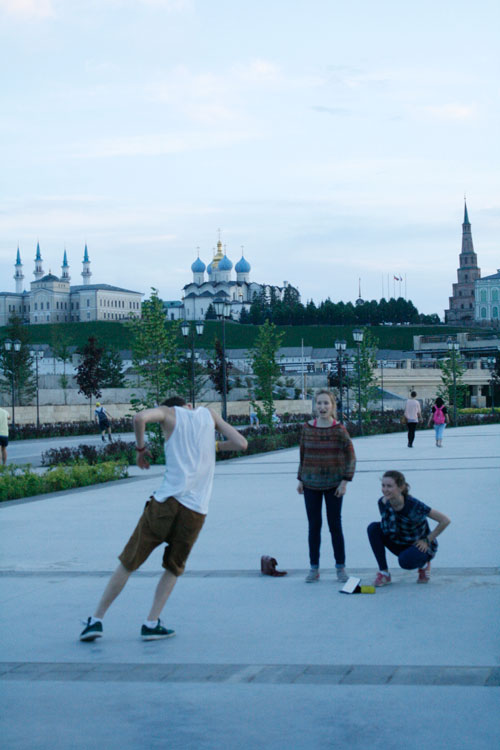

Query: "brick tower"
left=445, top=202, right=481, bottom=323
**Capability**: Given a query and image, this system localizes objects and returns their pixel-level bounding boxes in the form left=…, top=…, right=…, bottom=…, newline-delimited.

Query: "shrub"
left=0, top=461, right=128, bottom=501
left=41, top=439, right=164, bottom=467
left=8, top=417, right=134, bottom=442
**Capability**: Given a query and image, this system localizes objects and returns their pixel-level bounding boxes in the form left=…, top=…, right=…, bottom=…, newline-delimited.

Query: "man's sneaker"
left=141, top=619, right=176, bottom=640
left=417, top=561, right=431, bottom=584
left=101, top=435, right=105, bottom=442
left=305, top=568, right=320, bottom=583
left=336, top=567, right=348, bottom=583
left=374, top=572, right=392, bottom=587
left=80, top=618, right=103, bottom=642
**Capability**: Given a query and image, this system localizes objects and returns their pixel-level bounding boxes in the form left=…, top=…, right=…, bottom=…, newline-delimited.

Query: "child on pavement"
left=80, top=396, right=247, bottom=642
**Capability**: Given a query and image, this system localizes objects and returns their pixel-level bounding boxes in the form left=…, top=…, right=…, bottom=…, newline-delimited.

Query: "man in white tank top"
left=80, top=396, right=247, bottom=642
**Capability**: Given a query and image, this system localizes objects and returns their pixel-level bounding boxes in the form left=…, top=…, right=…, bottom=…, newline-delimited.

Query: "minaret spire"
left=81, top=244, right=92, bottom=285
left=14, top=246, right=24, bottom=293
left=34, top=241, right=44, bottom=280
left=61, top=248, right=71, bottom=282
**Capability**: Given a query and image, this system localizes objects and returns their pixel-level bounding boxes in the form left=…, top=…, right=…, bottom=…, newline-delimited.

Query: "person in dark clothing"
left=367, top=470, right=450, bottom=586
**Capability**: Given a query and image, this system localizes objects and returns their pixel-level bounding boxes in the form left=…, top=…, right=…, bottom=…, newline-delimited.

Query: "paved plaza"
left=0, top=423, right=499, bottom=749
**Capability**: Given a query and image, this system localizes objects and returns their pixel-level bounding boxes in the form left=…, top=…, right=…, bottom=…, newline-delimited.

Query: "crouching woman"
left=367, top=470, right=450, bottom=587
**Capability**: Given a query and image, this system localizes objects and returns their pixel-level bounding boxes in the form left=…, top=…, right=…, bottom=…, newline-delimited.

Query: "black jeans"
left=303, top=487, right=345, bottom=567
left=367, top=522, right=430, bottom=571
left=407, top=422, right=417, bottom=446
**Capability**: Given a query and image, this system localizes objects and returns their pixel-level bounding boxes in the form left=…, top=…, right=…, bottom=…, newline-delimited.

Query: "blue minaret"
left=34, top=241, right=44, bottom=280
left=61, top=249, right=71, bottom=283
left=14, top=247, right=24, bottom=293
left=81, top=244, right=92, bottom=285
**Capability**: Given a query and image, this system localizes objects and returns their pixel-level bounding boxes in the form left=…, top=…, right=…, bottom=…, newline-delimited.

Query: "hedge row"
left=0, top=461, right=128, bottom=502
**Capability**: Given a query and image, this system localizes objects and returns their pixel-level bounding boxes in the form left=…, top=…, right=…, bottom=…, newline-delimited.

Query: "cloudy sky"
left=1, top=0, right=499, bottom=317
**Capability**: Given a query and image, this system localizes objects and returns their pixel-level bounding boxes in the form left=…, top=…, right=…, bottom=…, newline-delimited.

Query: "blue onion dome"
left=235, top=255, right=251, bottom=273
left=207, top=261, right=213, bottom=275
left=191, top=256, right=206, bottom=273
left=218, top=254, right=233, bottom=271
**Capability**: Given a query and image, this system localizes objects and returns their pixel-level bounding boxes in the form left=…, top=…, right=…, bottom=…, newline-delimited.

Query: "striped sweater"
left=297, top=421, right=356, bottom=490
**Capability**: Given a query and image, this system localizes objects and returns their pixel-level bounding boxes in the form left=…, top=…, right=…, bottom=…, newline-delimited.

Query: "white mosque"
left=0, top=244, right=143, bottom=327
left=168, top=238, right=298, bottom=321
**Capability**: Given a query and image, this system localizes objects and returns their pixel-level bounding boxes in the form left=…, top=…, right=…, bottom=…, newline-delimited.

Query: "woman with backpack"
left=428, top=397, right=450, bottom=447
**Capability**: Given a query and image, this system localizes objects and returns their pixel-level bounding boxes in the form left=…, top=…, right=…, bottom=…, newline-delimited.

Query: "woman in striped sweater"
left=297, top=390, right=356, bottom=583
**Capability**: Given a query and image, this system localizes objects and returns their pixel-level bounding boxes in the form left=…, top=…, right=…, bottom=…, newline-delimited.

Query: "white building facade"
left=177, top=239, right=298, bottom=321
left=0, top=244, right=142, bottom=326
left=475, top=270, right=500, bottom=325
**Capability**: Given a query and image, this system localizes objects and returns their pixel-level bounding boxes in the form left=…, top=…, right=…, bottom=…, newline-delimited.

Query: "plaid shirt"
left=379, top=495, right=438, bottom=558
left=298, top=422, right=356, bottom=489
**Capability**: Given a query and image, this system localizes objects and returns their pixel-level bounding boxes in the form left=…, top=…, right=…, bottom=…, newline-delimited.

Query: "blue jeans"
left=367, top=522, right=430, bottom=571
left=303, top=487, right=345, bottom=568
left=434, top=423, right=446, bottom=441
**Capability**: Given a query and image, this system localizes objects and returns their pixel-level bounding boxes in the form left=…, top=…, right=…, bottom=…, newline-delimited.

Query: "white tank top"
left=153, top=406, right=215, bottom=515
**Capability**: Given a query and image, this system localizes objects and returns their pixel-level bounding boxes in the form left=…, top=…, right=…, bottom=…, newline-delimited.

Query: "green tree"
left=100, top=347, right=125, bottom=388
left=0, top=316, right=36, bottom=406
left=127, top=288, right=186, bottom=407
left=249, top=320, right=285, bottom=428
left=205, top=303, right=217, bottom=320
left=352, top=329, right=379, bottom=420
left=75, top=336, right=105, bottom=418
left=437, top=356, right=468, bottom=410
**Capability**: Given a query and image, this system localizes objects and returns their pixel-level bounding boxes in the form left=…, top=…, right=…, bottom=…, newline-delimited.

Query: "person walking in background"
left=428, top=397, right=450, bottom=447
left=297, top=389, right=356, bottom=584
left=0, top=407, right=10, bottom=465
left=404, top=391, right=422, bottom=447
left=80, top=396, right=247, bottom=642
left=94, top=402, right=113, bottom=442
left=367, top=470, right=450, bottom=587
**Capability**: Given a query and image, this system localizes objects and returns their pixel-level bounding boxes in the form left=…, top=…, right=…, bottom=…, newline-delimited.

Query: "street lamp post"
left=353, top=329, right=364, bottom=435
left=213, top=297, right=230, bottom=420
left=447, top=338, right=460, bottom=426
left=345, top=357, right=350, bottom=420
left=334, top=339, right=346, bottom=423
left=4, top=339, right=21, bottom=430
left=181, top=320, right=204, bottom=408
left=380, top=358, right=385, bottom=414
left=486, top=356, right=496, bottom=414
left=29, top=346, right=44, bottom=431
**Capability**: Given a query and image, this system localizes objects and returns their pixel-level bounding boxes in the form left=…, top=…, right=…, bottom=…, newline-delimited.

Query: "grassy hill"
left=0, top=320, right=486, bottom=352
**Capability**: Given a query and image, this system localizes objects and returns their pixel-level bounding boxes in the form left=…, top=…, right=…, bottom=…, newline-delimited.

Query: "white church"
left=166, top=238, right=298, bottom=321
left=0, top=244, right=143, bottom=327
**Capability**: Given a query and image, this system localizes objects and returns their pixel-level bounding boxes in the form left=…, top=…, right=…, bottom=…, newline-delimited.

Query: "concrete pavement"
left=0, top=423, right=499, bottom=749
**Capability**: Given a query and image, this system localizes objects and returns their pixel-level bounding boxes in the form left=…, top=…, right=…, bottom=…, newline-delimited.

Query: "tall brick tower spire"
left=445, top=202, right=481, bottom=323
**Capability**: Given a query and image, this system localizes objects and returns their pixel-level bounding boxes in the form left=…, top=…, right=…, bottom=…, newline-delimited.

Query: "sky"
left=0, top=0, right=499, bottom=318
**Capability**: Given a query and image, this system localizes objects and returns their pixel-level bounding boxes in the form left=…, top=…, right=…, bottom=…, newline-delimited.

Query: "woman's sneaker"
left=417, top=562, right=431, bottom=583
left=336, top=567, right=348, bottom=583
left=80, top=617, right=103, bottom=642
left=141, top=619, right=176, bottom=640
left=305, top=568, right=320, bottom=583
left=374, top=572, right=391, bottom=587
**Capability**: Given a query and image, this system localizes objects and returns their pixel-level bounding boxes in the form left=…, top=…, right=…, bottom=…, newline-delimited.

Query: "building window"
left=87, top=312, right=90, bottom=319
left=47, top=302, right=50, bottom=310
left=492, top=289, right=499, bottom=302
left=493, top=307, right=499, bottom=319
left=34, top=315, right=37, bottom=322
left=481, top=307, right=487, bottom=318
left=480, top=290, right=487, bottom=303
left=41, top=302, right=44, bottom=310
left=46, top=315, right=50, bottom=321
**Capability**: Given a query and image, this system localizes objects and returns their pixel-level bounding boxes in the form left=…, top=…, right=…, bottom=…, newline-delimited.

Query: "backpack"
left=433, top=405, right=445, bottom=424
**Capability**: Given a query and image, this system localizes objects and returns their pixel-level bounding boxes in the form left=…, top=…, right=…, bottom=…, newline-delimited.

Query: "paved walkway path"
left=1, top=424, right=499, bottom=749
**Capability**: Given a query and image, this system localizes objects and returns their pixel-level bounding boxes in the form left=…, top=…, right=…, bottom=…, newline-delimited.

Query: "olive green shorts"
left=119, top=496, right=205, bottom=577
